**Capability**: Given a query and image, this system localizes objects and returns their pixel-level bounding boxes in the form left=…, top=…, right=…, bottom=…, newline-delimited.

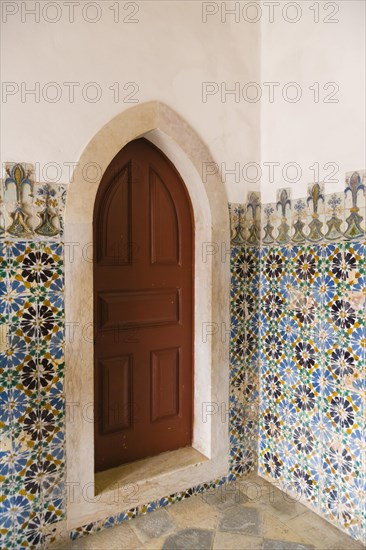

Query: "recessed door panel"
left=96, top=164, right=132, bottom=265
left=150, top=169, right=180, bottom=265
left=97, top=289, right=180, bottom=330
left=151, top=348, right=180, bottom=422
left=100, top=355, right=132, bottom=434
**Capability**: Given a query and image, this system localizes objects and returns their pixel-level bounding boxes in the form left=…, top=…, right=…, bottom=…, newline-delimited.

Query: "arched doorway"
left=65, top=102, right=230, bottom=528
left=93, top=138, right=194, bottom=472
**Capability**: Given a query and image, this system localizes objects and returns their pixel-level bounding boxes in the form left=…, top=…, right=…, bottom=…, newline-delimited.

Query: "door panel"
left=151, top=348, right=180, bottom=422
left=150, top=169, right=180, bottom=265
left=94, top=138, right=193, bottom=472
left=100, top=355, right=132, bottom=433
left=96, top=164, right=132, bottom=265
left=97, top=289, right=180, bottom=330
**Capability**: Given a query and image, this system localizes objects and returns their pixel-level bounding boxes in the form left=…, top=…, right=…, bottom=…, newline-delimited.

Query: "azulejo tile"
left=278, top=356, right=299, bottom=388
left=229, top=326, right=245, bottom=366
left=261, top=289, right=286, bottom=323
left=262, top=372, right=285, bottom=403
left=277, top=314, right=299, bottom=343
left=230, top=446, right=256, bottom=476
left=262, top=408, right=282, bottom=440
left=243, top=287, right=259, bottom=318
left=291, top=463, right=319, bottom=503
left=6, top=242, right=37, bottom=264
left=262, top=249, right=286, bottom=284
left=292, top=337, right=319, bottom=372
left=289, top=383, right=317, bottom=414
left=258, top=444, right=283, bottom=480
left=326, top=344, right=359, bottom=383
left=290, top=246, right=321, bottom=286
left=311, top=273, right=337, bottom=305
left=262, top=332, right=285, bottom=363
left=322, top=443, right=356, bottom=482
left=19, top=403, right=62, bottom=447
left=1, top=180, right=365, bottom=547
left=230, top=286, right=244, bottom=327
left=230, top=247, right=246, bottom=287
left=324, top=392, right=361, bottom=436
left=23, top=507, right=63, bottom=548
left=311, top=364, right=339, bottom=399
left=349, top=240, right=366, bottom=264
left=325, top=296, right=359, bottom=333
left=47, top=273, right=64, bottom=294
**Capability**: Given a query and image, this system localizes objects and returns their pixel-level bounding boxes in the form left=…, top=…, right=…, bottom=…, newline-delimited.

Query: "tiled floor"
left=52, top=474, right=365, bottom=550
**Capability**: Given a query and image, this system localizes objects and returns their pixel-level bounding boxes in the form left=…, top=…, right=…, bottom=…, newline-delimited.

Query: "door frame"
left=65, top=102, right=230, bottom=529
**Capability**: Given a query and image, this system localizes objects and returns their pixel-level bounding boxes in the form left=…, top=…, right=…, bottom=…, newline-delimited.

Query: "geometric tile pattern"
left=252, top=172, right=365, bottom=545
left=230, top=244, right=260, bottom=478
left=0, top=239, right=65, bottom=548
left=1, top=168, right=243, bottom=548
left=258, top=240, right=365, bottom=545
left=1, top=167, right=364, bottom=547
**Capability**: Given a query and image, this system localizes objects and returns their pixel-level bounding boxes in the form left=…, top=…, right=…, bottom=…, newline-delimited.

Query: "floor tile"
left=130, top=509, right=175, bottom=542
left=261, top=510, right=310, bottom=546
left=143, top=534, right=172, bottom=550
left=51, top=523, right=141, bottom=549
left=202, top=484, right=248, bottom=510
left=263, top=539, right=314, bottom=550
left=287, top=511, right=364, bottom=550
left=167, top=494, right=219, bottom=529
left=213, top=531, right=263, bottom=549
left=49, top=475, right=365, bottom=550
left=254, top=486, right=310, bottom=522
left=239, top=473, right=275, bottom=502
left=218, top=506, right=262, bottom=536
left=162, top=528, right=214, bottom=549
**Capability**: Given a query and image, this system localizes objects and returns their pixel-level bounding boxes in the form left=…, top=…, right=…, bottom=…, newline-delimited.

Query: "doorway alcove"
left=64, top=102, right=230, bottom=528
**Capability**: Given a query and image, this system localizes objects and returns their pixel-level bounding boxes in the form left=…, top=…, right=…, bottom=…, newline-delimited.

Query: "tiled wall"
left=0, top=164, right=364, bottom=547
left=0, top=164, right=253, bottom=548
left=229, top=194, right=261, bottom=478
left=0, top=165, right=67, bottom=548
left=256, top=173, right=366, bottom=544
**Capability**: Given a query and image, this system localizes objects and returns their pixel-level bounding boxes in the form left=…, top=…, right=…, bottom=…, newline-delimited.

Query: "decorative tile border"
left=0, top=163, right=66, bottom=240
left=231, top=171, right=365, bottom=247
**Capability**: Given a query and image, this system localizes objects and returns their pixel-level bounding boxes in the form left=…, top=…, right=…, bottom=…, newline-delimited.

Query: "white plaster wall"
left=1, top=0, right=261, bottom=204
left=260, top=0, right=366, bottom=202
left=1, top=2, right=365, bottom=203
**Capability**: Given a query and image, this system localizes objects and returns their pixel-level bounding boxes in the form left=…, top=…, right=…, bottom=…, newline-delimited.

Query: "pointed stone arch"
left=65, top=101, right=230, bottom=528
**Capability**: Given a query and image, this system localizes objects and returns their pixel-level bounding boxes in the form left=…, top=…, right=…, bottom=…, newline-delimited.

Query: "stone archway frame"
left=65, top=101, right=230, bottom=529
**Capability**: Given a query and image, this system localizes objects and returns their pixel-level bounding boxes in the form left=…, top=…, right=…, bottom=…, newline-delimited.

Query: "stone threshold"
left=95, top=447, right=209, bottom=495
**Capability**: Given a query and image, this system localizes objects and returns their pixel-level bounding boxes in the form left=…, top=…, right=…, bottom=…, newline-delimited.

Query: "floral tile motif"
left=244, top=172, right=366, bottom=247
left=1, top=164, right=65, bottom=241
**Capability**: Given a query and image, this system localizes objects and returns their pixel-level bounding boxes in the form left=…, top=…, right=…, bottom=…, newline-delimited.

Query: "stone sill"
left=95, top=447, right=208, bottom=496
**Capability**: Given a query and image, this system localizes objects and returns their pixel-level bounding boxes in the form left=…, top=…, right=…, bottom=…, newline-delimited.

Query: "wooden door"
left=93, top=138, right=193, bottom=473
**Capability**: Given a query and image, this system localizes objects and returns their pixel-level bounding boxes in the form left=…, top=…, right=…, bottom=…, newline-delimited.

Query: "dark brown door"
left=93, top=138, right=193, bottom=473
